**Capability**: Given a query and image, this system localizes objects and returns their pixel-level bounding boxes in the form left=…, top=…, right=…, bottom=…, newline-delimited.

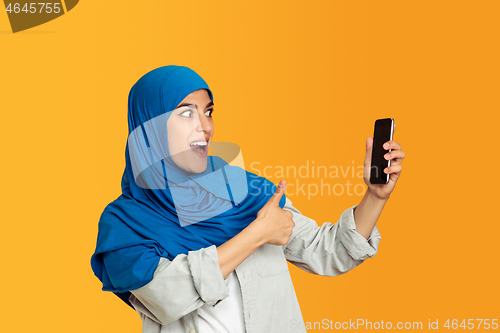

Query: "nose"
left=196, top=111, right=212, bottom=133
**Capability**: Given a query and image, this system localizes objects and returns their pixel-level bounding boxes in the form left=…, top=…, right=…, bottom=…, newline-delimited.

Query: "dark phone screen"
left=370, top=118, right=393, bottom=184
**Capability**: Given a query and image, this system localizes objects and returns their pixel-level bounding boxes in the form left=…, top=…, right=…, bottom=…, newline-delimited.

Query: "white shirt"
left=197, top=270, right=246, bottom=332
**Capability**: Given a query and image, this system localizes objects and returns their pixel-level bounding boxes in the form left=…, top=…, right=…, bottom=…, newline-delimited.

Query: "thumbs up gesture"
left=252, top=180, right=295, bottom=246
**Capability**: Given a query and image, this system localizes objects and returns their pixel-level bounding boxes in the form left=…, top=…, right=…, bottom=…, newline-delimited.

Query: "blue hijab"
left=90, top=65, right=286, bottom=308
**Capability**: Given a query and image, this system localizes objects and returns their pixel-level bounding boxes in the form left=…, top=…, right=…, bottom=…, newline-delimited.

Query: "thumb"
left=364, top=137, right=373, bottom=168
left=267, top=180, right=287, bottom=206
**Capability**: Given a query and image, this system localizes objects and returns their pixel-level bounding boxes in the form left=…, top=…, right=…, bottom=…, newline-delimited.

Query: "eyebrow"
left=175, top=101, right=214, bottom=109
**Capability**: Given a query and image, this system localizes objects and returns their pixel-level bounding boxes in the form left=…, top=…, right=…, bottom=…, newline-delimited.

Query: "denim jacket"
left=126, top=197, right=381, bottom=333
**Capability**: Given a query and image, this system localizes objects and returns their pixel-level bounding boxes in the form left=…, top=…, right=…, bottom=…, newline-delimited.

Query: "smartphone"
left=370, top=118, right=394, bottom=185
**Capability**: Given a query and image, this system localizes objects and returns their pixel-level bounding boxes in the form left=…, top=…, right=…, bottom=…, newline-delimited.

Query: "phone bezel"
left=370, top=118, right=394, bottom=185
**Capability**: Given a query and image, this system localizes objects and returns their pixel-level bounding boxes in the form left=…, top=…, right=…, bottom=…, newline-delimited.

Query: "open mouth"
left=189, top=140, right=208, bottom=157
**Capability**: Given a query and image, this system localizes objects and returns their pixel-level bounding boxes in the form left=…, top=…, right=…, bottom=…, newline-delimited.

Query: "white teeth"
left=190, top=141, right=207, bottom=146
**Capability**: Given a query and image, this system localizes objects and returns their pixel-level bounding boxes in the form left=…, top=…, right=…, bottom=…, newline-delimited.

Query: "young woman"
left=91, top=65, right=405, bottom=333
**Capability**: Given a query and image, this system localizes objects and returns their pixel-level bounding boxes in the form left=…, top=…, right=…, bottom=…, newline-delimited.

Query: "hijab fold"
left=90, top=65, right=286, bottom=308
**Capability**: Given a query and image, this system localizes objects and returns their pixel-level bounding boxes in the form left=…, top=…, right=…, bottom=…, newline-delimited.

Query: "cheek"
left=167, top=121, right=190, bottom=154
left=209, top=121, right=215, bottom=137
left=166, top=121, right=178, bottom=154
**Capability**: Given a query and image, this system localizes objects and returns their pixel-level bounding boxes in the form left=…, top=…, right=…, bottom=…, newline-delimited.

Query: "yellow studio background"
left=1, top=0, right=498, bottom=332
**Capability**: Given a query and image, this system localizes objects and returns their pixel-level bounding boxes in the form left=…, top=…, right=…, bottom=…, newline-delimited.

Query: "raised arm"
left=282, top=131, right=405, bottom=275
left=282, top=197, right=381, bottom=276
left=355, top=129, right=405, bottom=238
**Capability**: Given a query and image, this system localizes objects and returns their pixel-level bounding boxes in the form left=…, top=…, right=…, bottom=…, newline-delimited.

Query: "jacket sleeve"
left=103, top=245, right=230, bottom=326
left=282, top=197, right=381, bottom=276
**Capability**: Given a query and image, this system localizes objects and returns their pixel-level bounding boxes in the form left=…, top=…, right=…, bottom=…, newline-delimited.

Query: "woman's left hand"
left=363, top=123, right=405, bottom=200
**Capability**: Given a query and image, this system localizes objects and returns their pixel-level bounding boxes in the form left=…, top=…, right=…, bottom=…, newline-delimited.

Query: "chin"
left=189, top=161, right=208, bottom=174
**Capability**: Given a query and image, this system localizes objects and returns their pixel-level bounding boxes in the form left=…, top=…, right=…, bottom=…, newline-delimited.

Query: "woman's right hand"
left=216, top=180, right=294, bottom=278
left=252, top=180, right=295, bottom=246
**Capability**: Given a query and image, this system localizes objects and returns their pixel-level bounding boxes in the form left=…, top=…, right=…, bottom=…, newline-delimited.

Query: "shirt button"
left=189, top=330, right=196, bottom=333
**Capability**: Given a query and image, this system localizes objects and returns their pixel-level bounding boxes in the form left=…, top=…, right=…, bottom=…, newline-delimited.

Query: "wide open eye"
left=205, top=109, right=214, bottom=117
left=180, top=109, right=194, bottom=118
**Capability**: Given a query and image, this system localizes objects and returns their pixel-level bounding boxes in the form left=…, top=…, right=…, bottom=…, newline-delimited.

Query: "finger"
left=268, top=180, right=287, bottom=206
left=389, top=170, right=400, bottom=183
left=389, top=158, right=403, bottom=167
left=363, top=137, right=374, bottom=180
left=364, top=137, right=373, bottom=167
left=383, top=140, right=402, bottom=151
left=384, top=150, right=405, bottom=164
left=384, top=164, right=402, bottom=175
